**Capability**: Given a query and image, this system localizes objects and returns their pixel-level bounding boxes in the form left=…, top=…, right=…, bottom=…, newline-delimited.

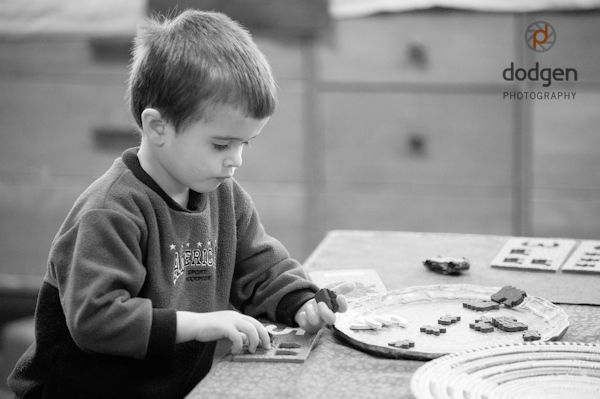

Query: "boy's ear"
left=141, top=108, right=169, bottom=145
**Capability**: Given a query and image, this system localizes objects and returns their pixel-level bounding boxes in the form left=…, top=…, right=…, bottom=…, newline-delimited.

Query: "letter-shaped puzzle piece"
left=523, top=330, right=541, bottom=341
left=469, top=319, right=494, bottom=333
left=420, top=325, right=446, bottom=336
left=463, top=300, right=500, bottom=312
left=492, top=316, right=528, bottom=332
left=438, top=315, right=461, bottom=326
left=491, top=286, right=527, bottom=308
left=388, top=339, right=415, bottom=349
left=315, top=288, right=339, bottom=312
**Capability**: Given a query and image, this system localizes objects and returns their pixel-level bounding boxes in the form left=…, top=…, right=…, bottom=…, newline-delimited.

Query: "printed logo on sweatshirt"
left=170, top=241, right=216, bottom=285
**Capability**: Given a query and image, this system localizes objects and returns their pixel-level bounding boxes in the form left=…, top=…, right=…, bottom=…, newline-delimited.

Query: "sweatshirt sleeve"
left=229, top=182, right=318, bottom=325
left=48, top=208, right=176, bottom=360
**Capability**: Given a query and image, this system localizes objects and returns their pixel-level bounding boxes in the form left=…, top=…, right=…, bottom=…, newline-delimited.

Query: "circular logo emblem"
left=525, top=21, right=556, bottom=52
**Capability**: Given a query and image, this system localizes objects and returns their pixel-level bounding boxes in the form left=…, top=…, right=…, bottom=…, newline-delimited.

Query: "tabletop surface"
left=186, top=231, right=600, bottom=399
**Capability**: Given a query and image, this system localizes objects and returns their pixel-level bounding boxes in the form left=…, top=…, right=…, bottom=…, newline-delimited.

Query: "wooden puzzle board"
left=490, top=237, right=576, bottom=272
left=411, top=342, right=600, bottom=399
left=333, top=284, right=569, bottom=360
left=230, top=321, right=322, bottom=363
left=562, top=240, right=600, bottom=274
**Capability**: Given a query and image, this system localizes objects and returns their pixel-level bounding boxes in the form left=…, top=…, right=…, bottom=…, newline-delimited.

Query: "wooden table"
left=186, top=231, right=600, bottom=399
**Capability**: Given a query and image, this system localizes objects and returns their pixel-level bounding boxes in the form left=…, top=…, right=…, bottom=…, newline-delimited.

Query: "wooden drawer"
left=233, top=83, right=305, bottom=183
left=323, top=187, right=512, bottom=235
left=0, top=181, right=86, bottom=279
left=0, top=35, right=303, bottom=83
left=316, top=11, right=516, bottom=84
left=237, top=182, right=308, bottom=261
left=532, top=189, right=600, bottom=239
left=0, top=80, right=134, bottom=179
left=254, top=35, right=304, bottom=81
left=320, top=92, right=513, bottom=187
left=532, top=93, right=600, bottom=190
left=525, top=12, right=600, bottom=85
left=0, top=38, right=129, bottom=81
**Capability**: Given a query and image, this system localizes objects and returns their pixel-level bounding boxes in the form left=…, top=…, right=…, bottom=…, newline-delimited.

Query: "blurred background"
left=0, top=0, right=599, bottom=394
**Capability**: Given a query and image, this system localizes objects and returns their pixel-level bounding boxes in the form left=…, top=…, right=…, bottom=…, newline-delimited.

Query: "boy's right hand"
left=176, top=310, right=271, bottom=354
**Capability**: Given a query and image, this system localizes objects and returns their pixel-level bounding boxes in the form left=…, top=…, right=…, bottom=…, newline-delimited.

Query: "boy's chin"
left=194, top=178, right=225, bottom=193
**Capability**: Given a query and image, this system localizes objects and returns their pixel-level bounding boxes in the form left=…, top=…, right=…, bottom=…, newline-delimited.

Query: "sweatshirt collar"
left=121, top=147, right=205, bottom=212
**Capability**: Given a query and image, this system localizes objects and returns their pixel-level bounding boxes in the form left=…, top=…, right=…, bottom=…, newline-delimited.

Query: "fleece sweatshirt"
left=8, top=147, right=317, bottom=399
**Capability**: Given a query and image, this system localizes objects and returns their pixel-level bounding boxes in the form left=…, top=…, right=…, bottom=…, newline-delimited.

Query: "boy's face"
left=157, top=105, right=268, bottom=194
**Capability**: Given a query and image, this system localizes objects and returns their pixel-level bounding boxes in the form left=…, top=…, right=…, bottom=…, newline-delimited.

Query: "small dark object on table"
left=423, top=256, right=470, bottom=275
left=491, top=285, right=527, bottom=307
left=315, top=288, right=339, bottom=312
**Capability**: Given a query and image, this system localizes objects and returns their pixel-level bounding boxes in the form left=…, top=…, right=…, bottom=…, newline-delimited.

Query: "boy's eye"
left=212, top=143, right=229, bottom=151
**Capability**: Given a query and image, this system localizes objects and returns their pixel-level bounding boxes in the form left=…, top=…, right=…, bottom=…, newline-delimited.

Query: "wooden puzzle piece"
left=349, top=313, right=408, bottom=330
left=523, top=330, right=541, bottom=341
left=492, top=316, right=528, bottom=332
left=349, top=320, right=375, bottom=330
left=363, top=316, right=383, bottom=329
left=388, top=339, right=415, bottom=349
left=463, top=300, right=500, bottom=312
left=438, top=315, right=461, bottom=326
left=420, top=325, right=446, bottom=336
left=372, top=314, right=408, bottom=327
left=469, top=320, right=494, bottom=333
left=491, top=286, right=527, bottom=307
left=423, top=256, right=470, bottom=275
left=315, top=288, right=339, bottom=312
left=348, top=316, right=382, bottom=330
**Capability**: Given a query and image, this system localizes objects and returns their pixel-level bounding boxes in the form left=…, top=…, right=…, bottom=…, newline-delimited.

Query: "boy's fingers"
left=317, top=301, right=336, bottom=325
left=236, top=319, right=260, bottom=353
left=246, top=316, right=271, bottom=350
left=305, top=300, right=321, bottom=326
left=336, top=295, right=349, bottom=313
left=296, top=311, right=308, bottom=329
left=226, top=328, right=244, bottom=354
left=331, top=281, right=355, bottom=295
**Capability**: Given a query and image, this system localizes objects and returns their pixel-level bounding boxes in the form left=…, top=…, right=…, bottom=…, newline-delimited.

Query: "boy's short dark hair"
left=128, top=10, right=277, bottom=132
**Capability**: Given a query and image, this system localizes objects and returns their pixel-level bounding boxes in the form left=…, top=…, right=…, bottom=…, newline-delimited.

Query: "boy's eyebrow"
left=211, top=133, right=260, bottom=141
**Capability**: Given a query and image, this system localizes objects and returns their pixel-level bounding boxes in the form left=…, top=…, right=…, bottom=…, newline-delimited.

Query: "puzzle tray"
left=411, top=341, right=600, bottom=399
left=333, top=284, right=569, bottom=360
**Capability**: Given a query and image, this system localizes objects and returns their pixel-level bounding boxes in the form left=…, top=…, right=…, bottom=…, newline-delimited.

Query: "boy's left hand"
left=294, top=282, right=355, bottom=333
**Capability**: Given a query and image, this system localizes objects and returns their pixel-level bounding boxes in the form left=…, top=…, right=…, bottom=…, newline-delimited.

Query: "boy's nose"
left=224, top=147, right=243, bottom=168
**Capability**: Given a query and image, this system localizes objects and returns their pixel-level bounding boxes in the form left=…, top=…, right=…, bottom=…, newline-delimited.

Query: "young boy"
left=8, top=10, right=348, bottom=399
